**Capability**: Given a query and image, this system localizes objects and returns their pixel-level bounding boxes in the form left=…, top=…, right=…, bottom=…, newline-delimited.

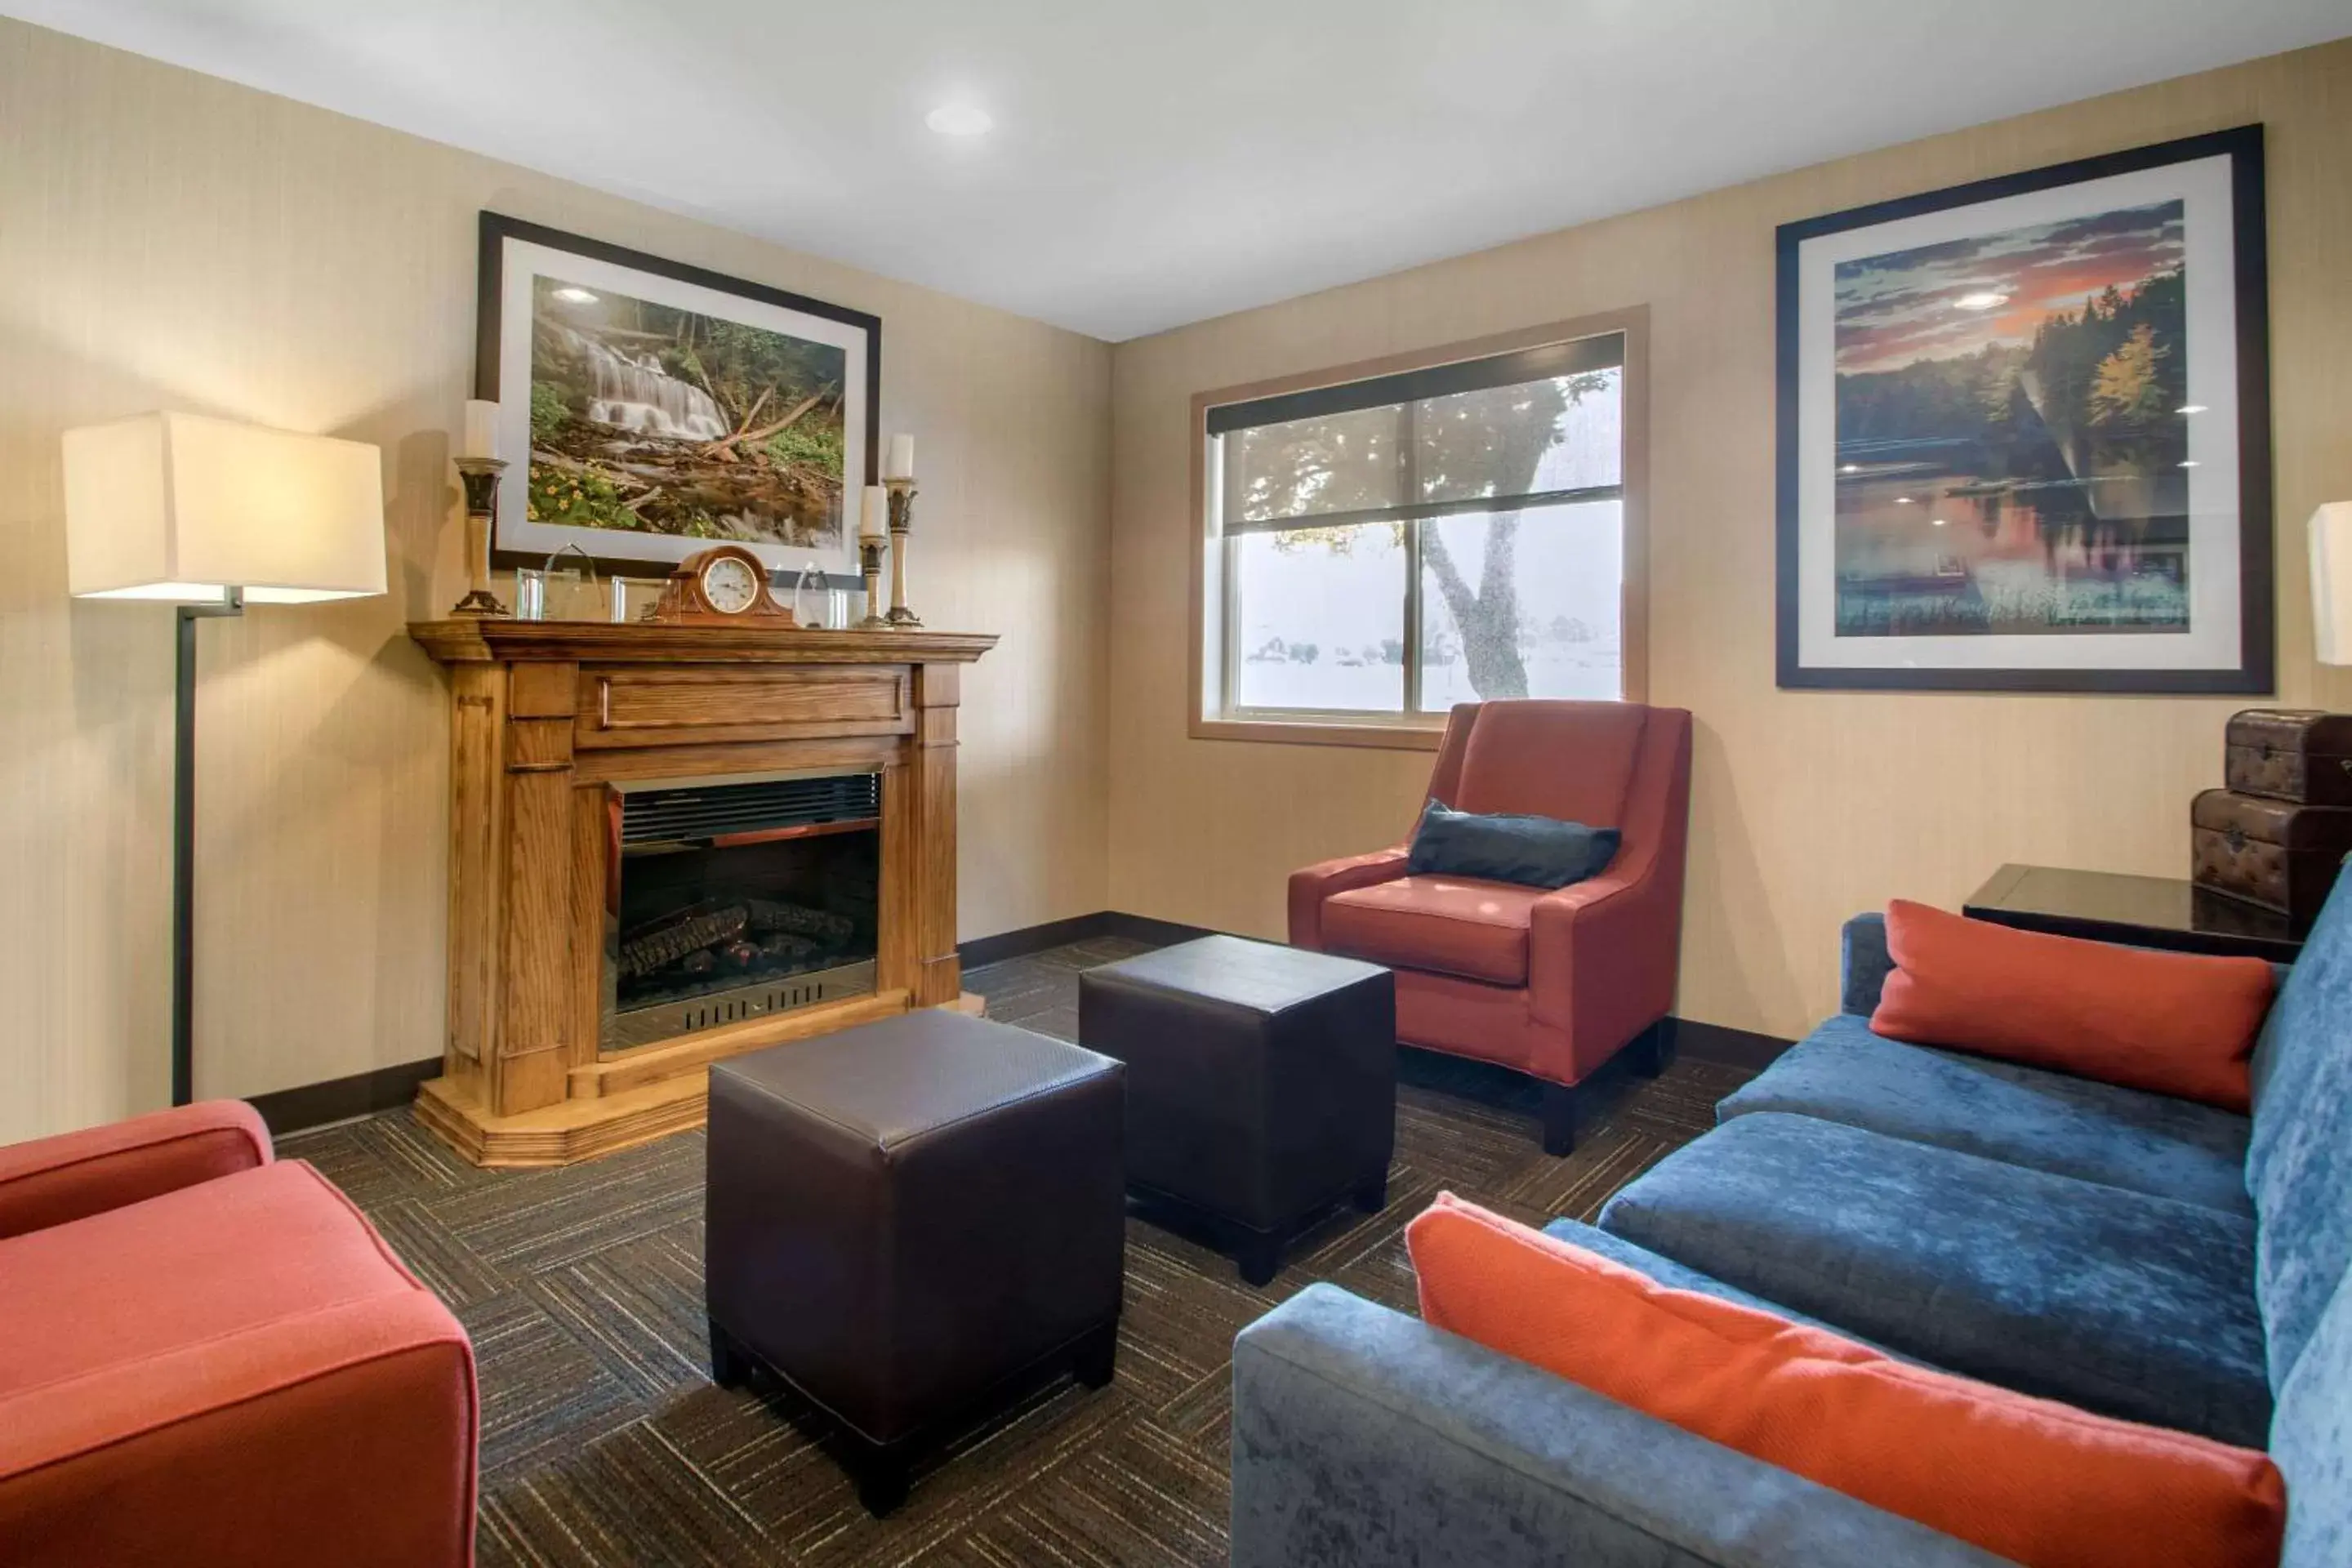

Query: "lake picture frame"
left=475, top=212, right=880, bottom=581
left=1775, top=126, right=2271, bottom=693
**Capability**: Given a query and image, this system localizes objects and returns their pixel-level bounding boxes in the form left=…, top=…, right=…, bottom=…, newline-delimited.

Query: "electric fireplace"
left=604, top=771, right=881, bottom=1051
left=406, top=618, right=996, bottom=1169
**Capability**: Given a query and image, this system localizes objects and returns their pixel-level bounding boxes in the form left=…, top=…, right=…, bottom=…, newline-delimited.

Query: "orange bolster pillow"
left=1869, top=899, right=2273, bottom=1111
left=1407, top=1194, right=2284, bottom=1568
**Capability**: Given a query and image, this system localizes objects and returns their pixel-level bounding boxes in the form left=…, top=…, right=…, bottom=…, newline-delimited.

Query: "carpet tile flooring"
left=281, top=935, right=1753, bottom=1567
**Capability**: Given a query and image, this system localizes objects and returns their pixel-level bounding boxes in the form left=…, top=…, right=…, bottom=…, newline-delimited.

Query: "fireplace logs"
left=617, top=906, right=749, bottom=980
left=617, top=899, right=851, bottom=984
left=747, top=898, right=855, bottom=945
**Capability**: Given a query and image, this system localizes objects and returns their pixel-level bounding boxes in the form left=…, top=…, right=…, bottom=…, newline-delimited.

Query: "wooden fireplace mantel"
left=408, top=619, right=1001, bottom=667
left=407, top=618, right=998, bottom=1168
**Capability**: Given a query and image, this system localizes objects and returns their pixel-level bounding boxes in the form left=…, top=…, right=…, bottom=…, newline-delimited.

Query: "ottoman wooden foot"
left=709, top=1318, right=753, bottom=1388
left=1071, top=1318, right=1119, bottom=1390
left=1628, top=1020, right=1670, bottom=1079
left=853, top=1453, right=911, bottom=1518
left=1236, top=1228, right=1284, bottom=1288
left=1541, top=1081, right=1580, bottom=1156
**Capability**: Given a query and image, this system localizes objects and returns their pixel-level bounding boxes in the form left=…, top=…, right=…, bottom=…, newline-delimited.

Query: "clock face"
left=700, top=555, right=761, bottom=615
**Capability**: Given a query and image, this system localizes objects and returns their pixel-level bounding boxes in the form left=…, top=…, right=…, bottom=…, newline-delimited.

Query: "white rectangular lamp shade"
left=2313, top=502, right=2352, bottom=666
left=63, top=412, right=386, bottom=604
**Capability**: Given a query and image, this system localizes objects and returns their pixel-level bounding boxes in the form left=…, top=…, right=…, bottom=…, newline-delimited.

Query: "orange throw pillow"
left=1870, top=898, right=2273, bottom=1111
left=1407, top=1194, right=2284, bottom=1568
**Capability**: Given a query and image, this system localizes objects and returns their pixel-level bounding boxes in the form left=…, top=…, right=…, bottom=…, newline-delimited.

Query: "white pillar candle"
left=461, top=399, right=500, bottom=461
left=860, top=484, right=888, bottom=539
left=884, top=433, right=915, bottom=481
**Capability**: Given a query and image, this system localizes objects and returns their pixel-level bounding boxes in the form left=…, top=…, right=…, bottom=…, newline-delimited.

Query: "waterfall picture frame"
left=1775, top=126, right=2272, bottom=693
left=475, top=212, right=880, bottom=581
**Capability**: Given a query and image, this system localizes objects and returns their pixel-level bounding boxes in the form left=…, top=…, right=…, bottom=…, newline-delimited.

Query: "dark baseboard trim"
left=253, top=927, right=1786, bottom=1137
left=960, top=914, right=1794, bottom=1071
left=958, top=911, right=1223, bottom=969
left=248, top=1056, right=441, bottom=1138
left=1098, top=911, right=1223, bottom=947
left=1668, top=1018, right=1793, bottom=1070
left=958, top=912, right=1120, bottom=968
left=255, top=913, right=1195, bottom=1137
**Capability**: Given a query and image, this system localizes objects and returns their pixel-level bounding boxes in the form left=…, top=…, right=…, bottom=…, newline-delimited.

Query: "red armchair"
left=1290, top=700, right=1693, bottom=1154
left=0, top=1102, right=478, bottom=1567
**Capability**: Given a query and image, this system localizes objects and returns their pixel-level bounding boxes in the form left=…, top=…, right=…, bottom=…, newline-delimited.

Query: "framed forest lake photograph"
left=1776, top=126, right=2271, bottom=693
left=476, top=213, right=880, bottom=579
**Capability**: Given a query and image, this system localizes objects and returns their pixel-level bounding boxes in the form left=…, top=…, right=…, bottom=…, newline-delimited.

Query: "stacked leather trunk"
left=2192, top=709, right=2352, bottom=931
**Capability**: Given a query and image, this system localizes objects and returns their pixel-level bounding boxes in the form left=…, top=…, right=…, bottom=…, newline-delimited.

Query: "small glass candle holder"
left=513, top=567, right=549, bottom=621
left=609, top=577, right=660, bottom=623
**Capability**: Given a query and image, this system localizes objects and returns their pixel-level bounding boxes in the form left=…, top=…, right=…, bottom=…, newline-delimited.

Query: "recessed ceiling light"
left=551, top=286, right=599, bottom=305
left=1952, top=292, right=2009, bottom=311
left=2177, top=403, right=2208, bottom=415
left=926, top=102, right=993, bottom=138
left=2180, top=460, right=2201, bottom=468
left=1931, top=517, right=1948, bottom=527
left=1895, top=496, right=1916, bottom=504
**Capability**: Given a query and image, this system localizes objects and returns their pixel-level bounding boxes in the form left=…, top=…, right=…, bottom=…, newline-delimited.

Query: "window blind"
left=1208, top=334, right=1625, bottom=537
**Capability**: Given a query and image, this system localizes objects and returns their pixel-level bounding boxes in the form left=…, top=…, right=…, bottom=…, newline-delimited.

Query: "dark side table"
left=1964, top=863, right=2304, bottom=963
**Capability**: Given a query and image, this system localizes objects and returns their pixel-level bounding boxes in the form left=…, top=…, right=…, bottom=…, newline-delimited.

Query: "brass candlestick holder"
left=450, top=457, right=510, bottom=617
left=855, top=533, right=892, bottom=630
left=884, top=477, right=922, bottom=628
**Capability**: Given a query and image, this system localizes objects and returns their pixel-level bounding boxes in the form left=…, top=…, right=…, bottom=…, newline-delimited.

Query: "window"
left=1199, top=324, right=1637, bottom=743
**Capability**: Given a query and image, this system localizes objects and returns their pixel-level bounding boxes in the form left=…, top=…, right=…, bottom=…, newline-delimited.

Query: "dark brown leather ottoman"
left=703, top=1009, right=1125, bottom=1515
left=1079, top=935, right=1394, bottom=1285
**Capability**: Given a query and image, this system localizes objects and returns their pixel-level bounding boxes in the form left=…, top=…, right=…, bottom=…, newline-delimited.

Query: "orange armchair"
left=0, top=1102, right=478, bottom=1567
left=1290, top=700, right=1693, bottom=1154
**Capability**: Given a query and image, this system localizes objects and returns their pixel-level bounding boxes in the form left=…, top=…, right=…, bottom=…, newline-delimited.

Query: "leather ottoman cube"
left=1080, top=935, right=1395, bottom=1285
left=703, top=1009, right=1125, bottom=1515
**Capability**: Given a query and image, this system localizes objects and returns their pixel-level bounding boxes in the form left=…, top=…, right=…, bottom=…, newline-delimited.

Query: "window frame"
left=1189, top=308, right=1650, bottom=751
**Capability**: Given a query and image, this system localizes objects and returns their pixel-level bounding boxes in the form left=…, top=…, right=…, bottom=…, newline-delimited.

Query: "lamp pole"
left=172, top=587, right=243, bottom=1107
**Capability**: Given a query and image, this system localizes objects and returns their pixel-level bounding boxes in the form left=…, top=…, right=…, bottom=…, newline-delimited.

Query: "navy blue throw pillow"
left=1405, top=800, right=1619, bottom=890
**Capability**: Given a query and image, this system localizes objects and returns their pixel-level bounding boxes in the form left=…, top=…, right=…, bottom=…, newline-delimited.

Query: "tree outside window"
left=1212, top=335, right=1627, bottom=717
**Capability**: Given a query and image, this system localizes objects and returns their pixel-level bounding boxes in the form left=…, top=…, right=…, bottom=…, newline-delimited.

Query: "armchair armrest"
left=1288, top=847, right=1409, bottom=951
left=1527, top=859, right=1679, bottom=1077
left=1523, top=707, right=1692, bottom=1080
left=1233, top=1284, right=2014, bottom=1568
left=0, top=1100, right=271, bottom=1240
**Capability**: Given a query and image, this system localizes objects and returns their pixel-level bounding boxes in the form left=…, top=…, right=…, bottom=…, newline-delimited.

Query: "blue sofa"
left=1232, top=886, right=2352, bottom=1567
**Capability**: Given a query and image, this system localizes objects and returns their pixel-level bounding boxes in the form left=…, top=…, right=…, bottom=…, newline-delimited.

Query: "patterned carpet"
left=281, top=936, right=1752, bottom=1567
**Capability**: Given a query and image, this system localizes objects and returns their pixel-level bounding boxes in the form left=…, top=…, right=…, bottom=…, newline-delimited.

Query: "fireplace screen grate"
left=621, top=772, right=881, bottom=847
left=604, top=959, right=878, bottom=1053
left=604, top=770, right=881, bottom=1054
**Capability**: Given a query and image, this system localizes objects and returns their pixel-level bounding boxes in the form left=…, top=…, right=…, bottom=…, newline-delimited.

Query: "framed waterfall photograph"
left=1775, top=126, right=2272, bottom=693
left=475, top=212, right=880, bottom=579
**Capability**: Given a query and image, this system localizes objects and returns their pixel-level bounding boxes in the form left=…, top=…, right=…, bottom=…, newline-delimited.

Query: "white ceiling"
left=11, top=1, right=2350, bottom=341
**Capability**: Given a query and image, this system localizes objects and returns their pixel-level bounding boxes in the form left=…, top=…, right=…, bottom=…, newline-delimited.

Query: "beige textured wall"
left=0, top=19, right=1111, bottom=1140
left=1108, top=40, right=2352, bottom=1042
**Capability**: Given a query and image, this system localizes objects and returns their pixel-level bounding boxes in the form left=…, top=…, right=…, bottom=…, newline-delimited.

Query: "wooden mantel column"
left=495, top=660, right=579, bottom=1117
left=408, top=620, right=997, bottom=1168
left=912, top=662, right=963, bottom=1007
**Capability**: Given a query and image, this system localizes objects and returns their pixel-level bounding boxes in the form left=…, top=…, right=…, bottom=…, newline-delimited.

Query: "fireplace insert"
left=603, top=770, right=880, bottom=1052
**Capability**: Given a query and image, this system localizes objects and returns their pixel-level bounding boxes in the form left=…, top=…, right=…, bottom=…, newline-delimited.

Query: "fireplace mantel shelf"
left=409, top=618, right=999, bottom=666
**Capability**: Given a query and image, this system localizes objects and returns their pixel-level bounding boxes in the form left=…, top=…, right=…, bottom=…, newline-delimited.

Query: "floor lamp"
left=62, top=412, right=387, bottom=1106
